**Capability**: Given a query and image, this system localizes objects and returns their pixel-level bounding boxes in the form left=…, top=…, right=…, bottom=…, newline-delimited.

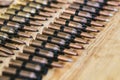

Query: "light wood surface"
left=43, top=7, right=120, bottom=80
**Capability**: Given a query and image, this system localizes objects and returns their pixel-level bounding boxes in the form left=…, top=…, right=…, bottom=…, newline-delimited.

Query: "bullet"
left=30, top=40, right=61, bottom=51
left=47, top=2, right=64, bottom=9
left=0, top=30, right=27, bottom=44
left=17, top=31, right=32, bottom=38
left=0, top=51, right=9, bottom=57
left=0, top=26, right=17, bottom=34
left=103, top=5, right=118, bottom=11
left=0, top=14, right=43, bottom=26
left=25, top=0, right=48, bottom=5
left=9, top=60, right=42, bottom=73
left=1, top=20, right=38, bottom=34
left=0, top=25, right=32, bottom=38
left=74, top=0, right=118, bottom=11
left=69, top=43, right=84, bottom=49
left=37, top=33, right=87, bottom=46
left=1, top=42, right=19, bottom=50
left=54, top=19, right=95, bottom=38
left=36, top=35, right=82, bottom=55
left=43, top=28, right=72, bottom=40
left=81, top=32, right=95, bottom=38
left=16, top=53, right=63, bottom=68
left=69, top=3, right=100, bottom=14
left=63, top=49, right=78, bottom=56
left=6, top=9, right=48, bottom=21
left=44, top=25, right=94, bottom=38
left=98, top=10, right=115, bottom=16
left=74, top=37, right=88, bottom=44
left=105, top=0, right=120, bottom=6
left=36, top=34, right=67, bottom=45
left=10, top=5, right=53, bottom=17
left=50, top=23, right=99, bottom=33
left=30, top=39, right=83, bottom=52
left=23, top=46, right=72, bottom=62
left=57, top=55, right=73, bottom=62
left=30, top=39, right=79, bottom=55
left=31, top=15, right=48, bottom=21
left=60, top=12, right=103, bottom=28
left=3, top=67, right=37, bottom=79
left=31, top=0, right=67, bottom=4
left=92, top=0, right=120, bottom=6
left=23, top=1, right=58, bottom=13
left=51, top=62, right=63, bottom=68
left=23, top=45, right=54, bottom=58
left=64, top=8, right=108, bottom=27
left=8, top=37, right=25, bottom=44
left=54, top=15, right=104, bottom=27
left=74, top=0, right=104, bottom=8
left=12, top=15, right=43, bottom=26
left=48, top=23, right=78, bottom=34
left=5, top=21, right=38, bottom=32
left=48, top=23, right=96, bottom=39
left=69, top=4, right=114, bottom=17
left=0, top=46, right=14, bottom=55
left=18, top=0, right=62, bottom=9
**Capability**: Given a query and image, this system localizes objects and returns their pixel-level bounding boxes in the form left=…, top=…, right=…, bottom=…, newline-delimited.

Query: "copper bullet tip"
left=18, top=32, right=32, bottom=38
left=81, top=32, right=95, bottom=39
left=11, top=38, right=26, bottom=44
left=107, top=1, right=120, bottom=6
left=95, top=16, right=110, bottom=22
left=99, top=11, right=114, bottom=17
left=63, top=49, right=78, bottom=56
left=86, top=27, right=100, bottom=32
left=24, top=26, right=39, bottom=32
left=91, top=21, right=105, bottom=27
left=58, top=55, right=73, bottom=62
left=70, top=43, right=84, bottom=49
left=30, top=20, right=43, bottom=26
left=32, top=16, right=48, bottom=21
left=51, top=62, right=63, bottom=68
left=74, top=37, right=88, bottom=44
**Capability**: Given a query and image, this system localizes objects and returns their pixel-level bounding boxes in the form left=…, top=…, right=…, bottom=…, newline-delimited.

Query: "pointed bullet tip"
left=58, top=55, right=73, bottom=62
left=51, top=62, right=64, bottom=68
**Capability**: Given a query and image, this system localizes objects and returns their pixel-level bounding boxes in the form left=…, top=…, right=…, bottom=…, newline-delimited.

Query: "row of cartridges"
left=0, top=0, right=119, bottom=80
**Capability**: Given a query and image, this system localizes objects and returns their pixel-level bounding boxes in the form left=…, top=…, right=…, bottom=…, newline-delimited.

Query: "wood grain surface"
left=43, top=7, right=120, bottom=80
